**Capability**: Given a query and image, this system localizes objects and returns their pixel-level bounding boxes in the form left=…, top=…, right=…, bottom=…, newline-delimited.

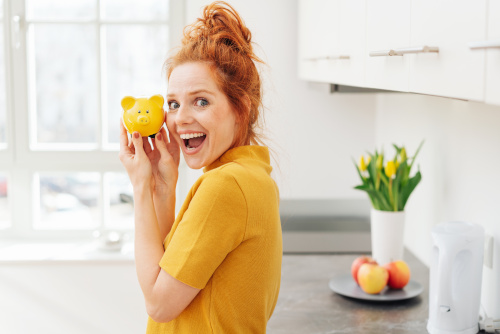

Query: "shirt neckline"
left=203, top=145, right=270, bottom=173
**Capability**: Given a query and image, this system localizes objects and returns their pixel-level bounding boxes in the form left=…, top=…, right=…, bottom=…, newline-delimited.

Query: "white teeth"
left=180, top=132, right=205, bottom=139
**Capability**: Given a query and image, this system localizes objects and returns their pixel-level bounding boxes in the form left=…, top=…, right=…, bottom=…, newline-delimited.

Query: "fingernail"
left=156, top=132, right=162, bottom=141
left=134, top=132, right=140, bottom=139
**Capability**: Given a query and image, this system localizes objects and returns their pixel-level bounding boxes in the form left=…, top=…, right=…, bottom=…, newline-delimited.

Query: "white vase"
left=370, top=208, right=406, bottom=265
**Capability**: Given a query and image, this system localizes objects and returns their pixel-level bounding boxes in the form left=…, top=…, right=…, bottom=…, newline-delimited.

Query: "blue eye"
left=168, top=102, right=180, bottom=110
left=196, top=99, right=209, bottom=107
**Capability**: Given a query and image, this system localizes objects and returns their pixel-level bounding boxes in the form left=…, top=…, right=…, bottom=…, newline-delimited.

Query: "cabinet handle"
left=369, top=50, right=403, bottom=57
left=469, top=41, right=500, bottom=50
left=304, top=55, right=351, bottom=61
left=369, top=46, right=438, bottom=57
left=395, top=46, right=439, bottom=54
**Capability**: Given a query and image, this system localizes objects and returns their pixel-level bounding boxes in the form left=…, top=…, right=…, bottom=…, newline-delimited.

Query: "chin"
left=183, top=155, right=207, bottom=170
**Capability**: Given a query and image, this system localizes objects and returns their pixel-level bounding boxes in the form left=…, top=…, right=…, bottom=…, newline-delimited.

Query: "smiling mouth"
left=180, top=132, right=207, bottom=151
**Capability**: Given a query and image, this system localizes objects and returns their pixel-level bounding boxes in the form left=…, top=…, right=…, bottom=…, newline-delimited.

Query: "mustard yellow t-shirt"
left=146, top=145, right=283, bottom=334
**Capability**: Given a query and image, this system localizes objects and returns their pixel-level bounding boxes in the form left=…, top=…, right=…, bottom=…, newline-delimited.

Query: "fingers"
left=119, top=119, right=132, bottom=154
left=167, top=127, right=179, bottom=146
left=143, top=137, right=152, bottom=154
left=154, top=130, right=170, bottom=157
left=131, top=132, right=146, bottom=158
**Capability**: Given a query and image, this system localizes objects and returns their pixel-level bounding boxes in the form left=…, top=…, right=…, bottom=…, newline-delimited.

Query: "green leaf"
left=354, top=184, right=378, bottom=209
left=352, top=158, right=366, bottom=185
left=408, top=140, right=425, bottom=175
left=400, top=170, right=422, bottom=209
left=364, top=188, right=392, bottom=211
left=392, top=144, right=402, bottom=156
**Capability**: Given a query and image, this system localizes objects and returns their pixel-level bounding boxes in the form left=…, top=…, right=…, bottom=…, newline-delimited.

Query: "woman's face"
left=166, top=62, right=238, bottom=169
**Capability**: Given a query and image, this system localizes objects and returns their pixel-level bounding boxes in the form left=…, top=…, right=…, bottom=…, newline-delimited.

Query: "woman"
left=119, top=2, right=282, bottom=333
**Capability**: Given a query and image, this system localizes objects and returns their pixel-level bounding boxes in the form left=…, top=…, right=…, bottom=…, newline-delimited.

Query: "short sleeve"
left=159, top=171, right=248, bottom=289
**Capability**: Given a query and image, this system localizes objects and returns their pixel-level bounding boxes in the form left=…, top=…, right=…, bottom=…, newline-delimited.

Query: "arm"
left=150, top=123, right=181, bottom=242
left=153, top=188, right=176, bottom=243
left=139, top=124, right=179, bottom=242
left=134, top=184, right=200, bottom=323
left=119, top=123, right=200, bottom=323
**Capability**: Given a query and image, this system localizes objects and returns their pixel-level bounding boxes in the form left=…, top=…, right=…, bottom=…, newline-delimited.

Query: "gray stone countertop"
left=267, top=250, right=429, bottom=334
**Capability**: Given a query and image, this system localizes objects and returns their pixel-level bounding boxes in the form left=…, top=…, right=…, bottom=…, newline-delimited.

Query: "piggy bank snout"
left=137, top=115, right=150, bottom=125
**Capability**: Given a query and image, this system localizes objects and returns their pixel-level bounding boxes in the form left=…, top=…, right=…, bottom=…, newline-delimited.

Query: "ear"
left=121, top=96, right=136, bottom=111
left=149, top=94, right=164, bottom=109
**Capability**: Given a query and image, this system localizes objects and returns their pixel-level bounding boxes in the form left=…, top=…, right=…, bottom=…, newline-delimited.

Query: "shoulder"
left=194, top=163, right=246, bottom=201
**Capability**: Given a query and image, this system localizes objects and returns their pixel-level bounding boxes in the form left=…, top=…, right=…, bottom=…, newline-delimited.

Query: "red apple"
left=351, top=256, right=377, bottom=285
left=384, top=260, right=411, bottom=289
left=357, top=263, right=389, bottom=294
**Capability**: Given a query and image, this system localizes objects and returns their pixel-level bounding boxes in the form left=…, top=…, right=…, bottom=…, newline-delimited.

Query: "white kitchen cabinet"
left=298, top=0, right=365, bottom=86
left=298, top=0, right=340, bottom=83
left=483, top=0, right=500, bottom=106
left=409, top=0, right=487, bottom=101
left=365, top=0, right=411, bottom=92
left=298, top=0, right=497, bottom=106
left=325, top=0, right=366, bottom=86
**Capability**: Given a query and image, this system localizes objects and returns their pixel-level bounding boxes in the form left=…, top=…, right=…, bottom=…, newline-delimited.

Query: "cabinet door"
left=409, top=0, right=487, bottom=101
left=365, top=0, right=411, bottom=92
left=325, top=0, right=366, bottom=86
left=485, top=0, right=500, bottom=106
left=298, top=0, right=340, bottom=83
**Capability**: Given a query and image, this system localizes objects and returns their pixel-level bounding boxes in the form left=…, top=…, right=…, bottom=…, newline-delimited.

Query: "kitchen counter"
left=267, top=250, right=430, bottom=334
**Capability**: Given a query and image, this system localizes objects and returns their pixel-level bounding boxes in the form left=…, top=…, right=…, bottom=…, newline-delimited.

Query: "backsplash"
left=374, top=92, right=500, bottom=318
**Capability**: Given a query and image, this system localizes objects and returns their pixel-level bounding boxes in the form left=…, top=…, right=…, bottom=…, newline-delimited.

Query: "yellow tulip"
left=359, top=156, right=367, bottom=171
left=395, top=160, right=400, bottom=170
left=376, top=155, right=383, bottom=170
left=400, top=147, right=407, bottom=162
left=385, top=161, right=396, bottom=178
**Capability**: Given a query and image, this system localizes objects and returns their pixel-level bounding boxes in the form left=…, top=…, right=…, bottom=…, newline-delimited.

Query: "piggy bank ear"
left=121, top=96, right=136, bottom=111
left=149, top=94, right=164, bottom=109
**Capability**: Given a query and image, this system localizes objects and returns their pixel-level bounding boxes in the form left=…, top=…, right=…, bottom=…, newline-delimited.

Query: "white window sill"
left=0, top=241, right=135, bottom=264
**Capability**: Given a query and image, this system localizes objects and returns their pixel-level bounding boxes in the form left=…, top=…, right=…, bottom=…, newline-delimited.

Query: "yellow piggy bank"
left=121, top=94, right=165, bottom=137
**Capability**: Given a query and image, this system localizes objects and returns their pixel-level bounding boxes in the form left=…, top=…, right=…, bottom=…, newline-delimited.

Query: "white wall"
left=182, top=0, right=377, bottom=199
left=375, top=93, right=500, bottom=318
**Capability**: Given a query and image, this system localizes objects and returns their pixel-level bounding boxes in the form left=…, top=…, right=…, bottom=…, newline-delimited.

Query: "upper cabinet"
left=365, top=0, right=411, bottom=92
left=409, top=0, right=486, bottom=101
left=298, top=0, right=500, bottom=107
left=298, top=0, right=366, bottom=87
left=483, top=0, right=500, bottom=106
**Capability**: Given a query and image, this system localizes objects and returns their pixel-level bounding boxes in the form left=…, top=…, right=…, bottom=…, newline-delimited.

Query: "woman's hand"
left=119, top=115, right=180, bottom=194
left=144, top=117, right=180, bottom=195
left=119, top=121, right=154, bottom=190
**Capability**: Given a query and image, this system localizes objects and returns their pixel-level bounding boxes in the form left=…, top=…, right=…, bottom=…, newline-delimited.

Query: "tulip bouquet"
left=354, top=141, right=424, bottom=212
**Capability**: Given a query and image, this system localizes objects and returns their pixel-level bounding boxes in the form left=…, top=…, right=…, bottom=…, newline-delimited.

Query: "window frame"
left=1, top=0, right=187, bottom=240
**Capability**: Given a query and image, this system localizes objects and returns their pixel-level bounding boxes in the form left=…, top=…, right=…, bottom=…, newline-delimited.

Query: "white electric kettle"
left=427, top=221, right=485, bottom=334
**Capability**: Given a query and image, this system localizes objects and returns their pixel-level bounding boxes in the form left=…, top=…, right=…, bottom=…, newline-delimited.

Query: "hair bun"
left=183, top=1, right=255, bottom=59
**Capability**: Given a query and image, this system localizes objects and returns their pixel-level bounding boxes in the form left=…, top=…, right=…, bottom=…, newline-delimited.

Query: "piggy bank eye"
left=146, top=110, right=149, bottom=113
left=138, top=110, right=141, bottom=113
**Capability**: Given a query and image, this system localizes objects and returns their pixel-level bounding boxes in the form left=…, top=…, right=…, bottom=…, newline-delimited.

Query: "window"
left=0, top=0, right=6, bottom=149
left=1, top=0, right=180, bottom=238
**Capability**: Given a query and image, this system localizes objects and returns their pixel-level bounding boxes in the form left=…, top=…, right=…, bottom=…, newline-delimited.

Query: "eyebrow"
left=167, top=89, right=215, bottom=98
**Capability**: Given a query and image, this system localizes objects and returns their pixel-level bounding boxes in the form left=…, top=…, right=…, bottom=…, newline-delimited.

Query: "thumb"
left=131, top=132, right=146, bottom=158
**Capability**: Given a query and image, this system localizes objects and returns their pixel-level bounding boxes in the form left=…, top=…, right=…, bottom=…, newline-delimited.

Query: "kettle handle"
left=436, top=245, right=454, bottom=310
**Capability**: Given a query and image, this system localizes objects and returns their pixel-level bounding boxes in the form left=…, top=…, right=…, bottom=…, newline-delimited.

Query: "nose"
left=175, top=105, right=194, bottom=125
left=137, top=115, right=150, bottom=125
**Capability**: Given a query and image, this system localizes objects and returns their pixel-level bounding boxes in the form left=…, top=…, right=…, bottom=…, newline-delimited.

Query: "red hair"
left=164, top=1, right=264, bottom=147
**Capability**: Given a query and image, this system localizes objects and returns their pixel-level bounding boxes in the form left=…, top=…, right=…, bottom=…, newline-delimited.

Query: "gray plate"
left=328, top=273, right=424, bottom=301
